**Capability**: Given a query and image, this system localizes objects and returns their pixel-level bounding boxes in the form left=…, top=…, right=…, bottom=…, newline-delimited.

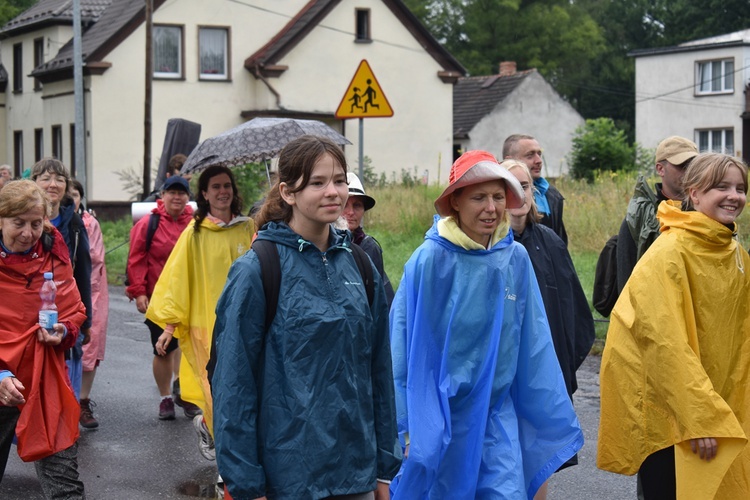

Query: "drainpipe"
left=252, top=63, right=284, bottom=110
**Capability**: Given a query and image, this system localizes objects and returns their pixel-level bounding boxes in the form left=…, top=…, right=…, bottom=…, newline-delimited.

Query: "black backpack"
left=592, top=234, right=619, bottom=317
left=206, top=240, right=375, bottom=386
left=124, top=213, right=160, bottom=287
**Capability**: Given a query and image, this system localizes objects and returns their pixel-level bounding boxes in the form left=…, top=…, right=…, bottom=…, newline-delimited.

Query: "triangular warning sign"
left=335, top=60, right=394, bottom=119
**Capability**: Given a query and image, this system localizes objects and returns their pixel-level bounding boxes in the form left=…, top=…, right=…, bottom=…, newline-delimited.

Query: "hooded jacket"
left=513, top=223, right=595, bottom=397
left=126, top=200, right=194, bottom=299
left=146, top=215, right=253, bottom=432
left=599, top=201, right=750, bottom=498
left=390, top=216, right=583, bottom=499
left=211, top=221, right=401, bottom=500
left=56, top=202, right=92, bottom=331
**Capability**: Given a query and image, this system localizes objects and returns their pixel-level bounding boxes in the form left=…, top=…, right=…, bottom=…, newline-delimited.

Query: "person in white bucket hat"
left=343, top=172, right=395, bottom=305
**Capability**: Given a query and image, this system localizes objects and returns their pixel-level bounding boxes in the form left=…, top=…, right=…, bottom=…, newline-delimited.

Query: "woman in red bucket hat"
left=389, top=150, right=583, bottom=499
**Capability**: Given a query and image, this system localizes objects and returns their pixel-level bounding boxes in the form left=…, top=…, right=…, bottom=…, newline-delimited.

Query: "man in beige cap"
left=615, top=135, right=699, bottom=291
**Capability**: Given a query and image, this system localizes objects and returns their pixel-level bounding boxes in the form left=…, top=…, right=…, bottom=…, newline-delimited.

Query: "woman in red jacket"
left=126, top=176, right=199, bottom=420
left=0, top=180, right=87, bottom=497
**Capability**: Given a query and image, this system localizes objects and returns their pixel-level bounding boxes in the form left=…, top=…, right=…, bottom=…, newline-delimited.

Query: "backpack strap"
left=349, top=243, right=374, bottom=307
left=252, top=239, right=281, bottom=331
left=145, top=212, right=161, bottom=252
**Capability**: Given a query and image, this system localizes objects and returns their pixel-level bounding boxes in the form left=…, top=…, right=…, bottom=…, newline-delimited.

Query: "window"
left=33, top=38, right=43, bottom=91
left=199, top=27, right=229, bottom=80
left=13, top=131, right=23, bottom=174
left=696, top=59, right=734, bottom=94
left=355, top=9, right=371, bottom=41
left=69, top=124, right=76, bottom=176
left=697, top=129, right=734, bottom=154
left=154, top=25, right=183, bottom=78
left=34, top=128, right=43, bottom=162
left=52, top=125, right=63, bottom=160
left=13, top=43, right=22, bottom=92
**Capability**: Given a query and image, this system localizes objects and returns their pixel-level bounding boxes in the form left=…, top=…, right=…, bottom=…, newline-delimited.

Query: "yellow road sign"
left=335, top=60, right=393, bottom=119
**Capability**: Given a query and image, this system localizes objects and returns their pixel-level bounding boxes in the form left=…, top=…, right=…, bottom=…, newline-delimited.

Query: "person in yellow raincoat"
left=598, top=152, right=750, bottom=499
left=146, top=165, right=253, bottom=462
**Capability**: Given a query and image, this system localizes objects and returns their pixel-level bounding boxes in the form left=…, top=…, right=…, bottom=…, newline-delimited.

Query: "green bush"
left=569, top=118, right=642, bottom=182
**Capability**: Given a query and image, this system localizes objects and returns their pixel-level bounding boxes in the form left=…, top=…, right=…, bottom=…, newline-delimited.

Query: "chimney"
left=498, top=61, right=517, bottom=76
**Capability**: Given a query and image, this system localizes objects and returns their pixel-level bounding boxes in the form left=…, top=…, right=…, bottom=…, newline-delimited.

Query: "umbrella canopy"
left=182, top=117, right=351, bottom=173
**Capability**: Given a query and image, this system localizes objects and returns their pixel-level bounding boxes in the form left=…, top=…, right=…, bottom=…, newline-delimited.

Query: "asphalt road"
left=1, top=284, right=636, bottom=499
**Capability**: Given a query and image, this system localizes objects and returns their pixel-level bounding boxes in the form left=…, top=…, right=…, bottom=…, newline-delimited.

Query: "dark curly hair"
left=193, top=165, right=243, bottom=233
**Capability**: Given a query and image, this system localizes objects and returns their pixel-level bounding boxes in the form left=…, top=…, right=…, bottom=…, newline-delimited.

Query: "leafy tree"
left=0, top=0, right=35, bottom=26
left=568, top=118, right=635, bottom=182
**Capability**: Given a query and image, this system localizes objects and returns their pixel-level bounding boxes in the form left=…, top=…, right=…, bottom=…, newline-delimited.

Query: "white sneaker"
left=192, top=414, right=216, bottom=460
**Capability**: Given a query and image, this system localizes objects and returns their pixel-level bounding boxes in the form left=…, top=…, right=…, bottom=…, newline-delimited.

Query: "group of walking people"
left=1, top=131, right=749, bottom=500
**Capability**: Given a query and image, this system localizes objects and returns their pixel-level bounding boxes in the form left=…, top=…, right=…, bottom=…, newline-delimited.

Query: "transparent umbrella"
left=181, top=117, right=351, bottom=176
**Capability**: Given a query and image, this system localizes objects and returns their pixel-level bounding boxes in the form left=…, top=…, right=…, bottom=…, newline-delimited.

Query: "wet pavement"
left=1, top=285, right=636, bottom=499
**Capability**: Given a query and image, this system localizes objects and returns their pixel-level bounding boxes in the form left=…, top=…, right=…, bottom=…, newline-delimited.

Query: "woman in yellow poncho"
left=147, top=165, right=253, bottom=460
left=598, top=153, right=750, bottom=499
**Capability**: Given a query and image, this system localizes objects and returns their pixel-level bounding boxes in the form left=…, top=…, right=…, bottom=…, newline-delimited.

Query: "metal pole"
left=358, top=118, right=364, bottom=181
left=143, top=0, right=153, bottom=199
left=72, top=0, right=85, bottom=193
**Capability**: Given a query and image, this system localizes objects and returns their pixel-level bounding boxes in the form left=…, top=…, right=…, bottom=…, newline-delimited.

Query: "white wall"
left=634, top=46, right=748, bottom=155
left=463, top=73, right=584, bottom=177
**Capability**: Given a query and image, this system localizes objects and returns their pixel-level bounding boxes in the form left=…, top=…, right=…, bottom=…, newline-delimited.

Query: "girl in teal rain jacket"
left=211, top=135, right=401, bottom=500
left=389, top=150, right=583, bottom=500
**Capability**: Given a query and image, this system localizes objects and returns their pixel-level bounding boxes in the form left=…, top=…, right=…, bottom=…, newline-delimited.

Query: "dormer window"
left=356, top=9, right=371, bottom=42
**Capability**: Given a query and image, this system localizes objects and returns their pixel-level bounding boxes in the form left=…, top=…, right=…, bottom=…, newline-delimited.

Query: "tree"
left=569, top=118, right=635, bottom=181
left=0, top=0, right=35, bottom=26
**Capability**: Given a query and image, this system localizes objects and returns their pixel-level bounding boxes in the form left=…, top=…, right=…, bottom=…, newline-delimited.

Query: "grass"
left=102, top=171, right=750, bottom=344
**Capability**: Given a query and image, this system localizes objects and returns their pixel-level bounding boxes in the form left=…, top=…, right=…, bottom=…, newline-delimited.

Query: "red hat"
left=434, top=150, right=525, bottom=216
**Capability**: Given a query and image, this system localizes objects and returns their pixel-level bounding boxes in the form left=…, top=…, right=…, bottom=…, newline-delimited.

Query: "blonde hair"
left=682, top=153, right=748, bottom=211
left=501, top=159, right=542, bottom=225
left=0, top=180, right=54, bottom=234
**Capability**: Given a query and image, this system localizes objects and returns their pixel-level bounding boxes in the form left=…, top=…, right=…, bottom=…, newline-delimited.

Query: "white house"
left=631, top=29, right=750, bottom=160
left=0, top=0, right=465, bottom=204
left=453, top=62, right=584, bottom=177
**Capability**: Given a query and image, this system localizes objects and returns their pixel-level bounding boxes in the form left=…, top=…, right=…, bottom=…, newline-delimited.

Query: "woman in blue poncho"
left=389, top=150, right=583, bottom=499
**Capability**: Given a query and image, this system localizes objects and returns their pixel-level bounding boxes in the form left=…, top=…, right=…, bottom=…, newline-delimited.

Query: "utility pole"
left=143, top=0, right=153, bottom=199
left=73, top=0, right=85, bottom=193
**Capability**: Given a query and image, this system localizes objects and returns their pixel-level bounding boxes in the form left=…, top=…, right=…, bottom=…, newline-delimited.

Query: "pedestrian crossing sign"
left=335, top=60, right=394, bottom=119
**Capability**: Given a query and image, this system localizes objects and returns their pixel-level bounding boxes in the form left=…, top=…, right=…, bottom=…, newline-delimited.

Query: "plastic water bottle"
left=39, top=272, right=58, bottom=333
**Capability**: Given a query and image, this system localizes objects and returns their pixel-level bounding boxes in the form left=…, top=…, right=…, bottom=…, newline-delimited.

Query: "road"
left=1, top=285, right=636, bottom=499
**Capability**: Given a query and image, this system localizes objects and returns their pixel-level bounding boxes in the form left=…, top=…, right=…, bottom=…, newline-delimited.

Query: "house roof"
left=453, top=69, right=534, bottom=139
left=0, top=0, right=112, bottom=37
left=244, top=0, right=465, bottom=79
left=629, top=29, right=750, bottom=58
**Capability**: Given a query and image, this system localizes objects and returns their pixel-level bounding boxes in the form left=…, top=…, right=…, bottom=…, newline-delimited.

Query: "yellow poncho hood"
left=146, top=216, right=253, bottom=432
left=598, top=200, right=750, bottom=499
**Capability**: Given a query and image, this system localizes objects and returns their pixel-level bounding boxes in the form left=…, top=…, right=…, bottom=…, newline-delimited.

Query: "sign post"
left=335, top=60, right=393, bottom=180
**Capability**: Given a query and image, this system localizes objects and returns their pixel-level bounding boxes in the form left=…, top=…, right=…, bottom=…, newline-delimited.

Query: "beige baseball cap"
left=655, top=136, right=698, bottom=165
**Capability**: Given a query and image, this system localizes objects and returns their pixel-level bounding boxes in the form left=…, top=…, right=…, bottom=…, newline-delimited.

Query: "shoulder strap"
left=252, top=239, right=281, bottom=331
left=41, top=231, right=54, bottom=253
left=350, top=243, right=374, bottom=307
left=145, top=212, right=161, bottom=252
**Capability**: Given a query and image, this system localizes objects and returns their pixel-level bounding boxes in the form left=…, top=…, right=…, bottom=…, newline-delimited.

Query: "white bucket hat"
left=347, top=173, right=376, bottom=210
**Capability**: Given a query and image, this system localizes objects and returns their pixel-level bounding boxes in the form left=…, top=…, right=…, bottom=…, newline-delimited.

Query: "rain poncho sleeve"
left=146, top=217, right=253, bottom=432
left=599, top=201, right=750, bottom=499
left=212, top=222, right=400, bottom=500
left=390, top=221, right=583, bottom=499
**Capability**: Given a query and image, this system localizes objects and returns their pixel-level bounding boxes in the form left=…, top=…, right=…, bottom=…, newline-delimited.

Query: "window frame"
left=13, top=131, right=23, bottom=175
left=69, top=123, right=76, bottom=176
left=51, top=124, right=63, bottom=160
left=695, top=58, right=734, bottom=95
left=153, top=24, right=184, bottom=80
left=13, top=42, right=22, bottom=93
left=198, top=26, right=230, bottom=81
left=355, top=8, right=371, bottom=42
left=696, top=128, right=734, bottom=154
left=33, top=37, right=43, bottom=91
left=34, top=128, right=43, bottom=162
